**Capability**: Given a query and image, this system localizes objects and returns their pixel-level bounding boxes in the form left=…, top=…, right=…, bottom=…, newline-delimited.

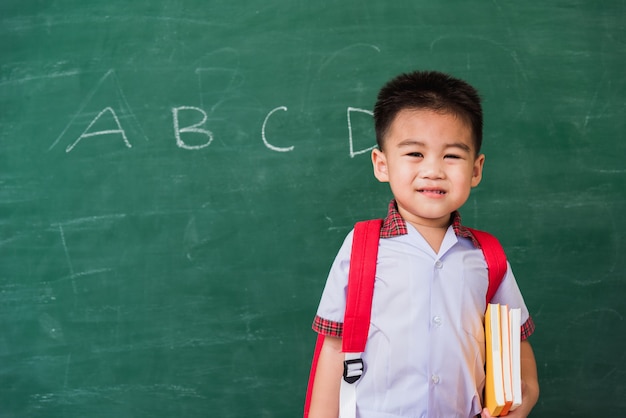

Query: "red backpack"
left=304, top=219, right=508, bottom=417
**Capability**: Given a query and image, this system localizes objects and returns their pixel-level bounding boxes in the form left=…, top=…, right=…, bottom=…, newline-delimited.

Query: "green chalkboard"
left=1, top=1, right=625, bottom=416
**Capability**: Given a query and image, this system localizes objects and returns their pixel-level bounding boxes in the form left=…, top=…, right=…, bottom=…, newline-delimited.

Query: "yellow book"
left=485, top=303, right=505, bottom=415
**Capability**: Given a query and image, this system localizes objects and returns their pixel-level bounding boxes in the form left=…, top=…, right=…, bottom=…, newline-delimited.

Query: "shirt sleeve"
left=491, top=262, right=536, bottom=340
left=311, top=229, right=354, bottom=337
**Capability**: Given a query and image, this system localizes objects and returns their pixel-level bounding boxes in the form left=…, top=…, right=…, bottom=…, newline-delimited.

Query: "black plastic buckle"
left=343, top=358, right=364, bottom=384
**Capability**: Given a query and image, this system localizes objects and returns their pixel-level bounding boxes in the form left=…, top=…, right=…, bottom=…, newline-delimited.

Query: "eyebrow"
left=397, top=139, right=472, bottom=153
left=397, top=139, right=425, bottom=148
left=446, top=142, right=472, bottom=153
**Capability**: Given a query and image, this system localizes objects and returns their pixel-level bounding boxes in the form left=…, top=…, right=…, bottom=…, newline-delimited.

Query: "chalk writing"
left=172, top=106, right=214, bottom=150
left=54, top=69, right=376, bottom=156
left=50, top=69, right=147, bottom=152
left=347, top=107, right=375, bottom=158
left=261, top=106, right=294, bottom=152
left=57, top=224, right=77, bottom=298
left=66, top=106, right=132, bottom=152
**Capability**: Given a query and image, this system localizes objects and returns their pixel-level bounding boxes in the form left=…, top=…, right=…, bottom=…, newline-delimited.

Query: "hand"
left=481, top=405, right=528, bottom=418
left=481, top=379, right=538, bottom=418
left=482, top=338, right=540, bottom=418
left=480, top=408, right=494, bottom=418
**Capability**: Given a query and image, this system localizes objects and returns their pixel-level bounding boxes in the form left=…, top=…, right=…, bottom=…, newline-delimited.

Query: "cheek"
left=451, top=169, right=476, bottom=189
left=389, top=167, right=414, bottom=184
left=386, top=169, right=414, bottom=193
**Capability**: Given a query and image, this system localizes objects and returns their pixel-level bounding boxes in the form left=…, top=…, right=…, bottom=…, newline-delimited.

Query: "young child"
left=308, top=71, right=539, bottom=418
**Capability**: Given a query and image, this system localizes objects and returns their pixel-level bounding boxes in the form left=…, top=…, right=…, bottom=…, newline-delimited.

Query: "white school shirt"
left=315, top=222, right=531, bottom=418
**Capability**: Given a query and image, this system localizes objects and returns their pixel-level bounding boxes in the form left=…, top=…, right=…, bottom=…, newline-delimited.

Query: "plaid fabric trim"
left=451, top=213, right=481, bottom=248
left=314, top=314, right=536, bottom=341
left=380, top=200, right=408, bottom=238
left=521, top=316, right=536, bottom=341
left=381, top=200, right=475, bottom=246
left=312, top=314, right=343, bottom=337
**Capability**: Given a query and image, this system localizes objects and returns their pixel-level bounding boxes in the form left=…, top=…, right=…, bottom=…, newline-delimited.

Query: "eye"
left=444, top=154, right=462, bottom=159
left=407, top=152, right=423, bottom=158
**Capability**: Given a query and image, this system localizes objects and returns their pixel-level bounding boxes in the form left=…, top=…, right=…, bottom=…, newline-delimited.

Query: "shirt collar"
left=380, top=199, right=480, bottom=247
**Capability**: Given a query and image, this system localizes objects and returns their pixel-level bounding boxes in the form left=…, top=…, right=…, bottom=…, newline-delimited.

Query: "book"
left=499, top=305, right=513, bottom=415
left=484, top=303, right=505, bottom=416
left=485, top=304, right=522, bottom=416
left=509, top=308, right=522, bottom=411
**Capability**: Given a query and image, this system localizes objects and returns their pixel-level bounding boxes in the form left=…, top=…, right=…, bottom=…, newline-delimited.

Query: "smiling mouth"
left=418, top=189, right=446, bottom=195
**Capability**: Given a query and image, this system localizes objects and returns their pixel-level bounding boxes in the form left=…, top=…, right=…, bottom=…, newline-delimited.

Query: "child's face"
left=371, top=109, right=485, bottom=230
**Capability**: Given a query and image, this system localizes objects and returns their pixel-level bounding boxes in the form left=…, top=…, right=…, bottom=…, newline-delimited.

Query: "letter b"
left=172, top=106, right=214, bottom=150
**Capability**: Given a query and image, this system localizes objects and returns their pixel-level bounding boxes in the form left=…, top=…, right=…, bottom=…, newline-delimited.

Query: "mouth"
left=418, top=188, right=447, bottom=195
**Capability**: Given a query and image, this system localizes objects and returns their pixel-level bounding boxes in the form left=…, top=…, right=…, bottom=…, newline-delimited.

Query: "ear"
left=372, top=148, right=389, bottom=182
left=471, top=153, right=485, bottom=188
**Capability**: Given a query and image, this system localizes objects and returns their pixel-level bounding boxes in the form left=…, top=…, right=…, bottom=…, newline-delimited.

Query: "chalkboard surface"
left=1, top=1, right=625, bottom=416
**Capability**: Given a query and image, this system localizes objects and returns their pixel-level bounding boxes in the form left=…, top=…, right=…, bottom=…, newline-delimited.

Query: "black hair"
left=373, top=70, right=483, bottom=153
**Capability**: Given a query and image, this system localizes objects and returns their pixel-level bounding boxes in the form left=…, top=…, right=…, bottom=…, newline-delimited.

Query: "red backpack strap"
left=467, top=228, right=508, bottom=304
left=304, top=219, right=382, bottom=417
left=342, top=219, right=383, bottom=353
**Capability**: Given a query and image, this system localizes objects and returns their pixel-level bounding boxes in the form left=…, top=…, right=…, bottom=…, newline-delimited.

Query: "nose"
left=419, top=156, right=444, bottom=179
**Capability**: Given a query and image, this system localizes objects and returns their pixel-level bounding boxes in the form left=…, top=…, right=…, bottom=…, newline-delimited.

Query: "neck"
left=418, top=227, right=448, bottom=253
left=410, top=222, right=450, bottom=253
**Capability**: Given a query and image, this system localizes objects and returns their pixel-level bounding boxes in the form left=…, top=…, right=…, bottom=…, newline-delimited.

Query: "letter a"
left=66, top=107, right=132, bottom=153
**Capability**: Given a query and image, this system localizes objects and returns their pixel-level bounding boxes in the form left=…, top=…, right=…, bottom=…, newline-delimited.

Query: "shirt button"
left=434, top=260, right=443, bottom=269
left=433, top=315, right=442, bottom=326
left=431, top=374, right=440, bottom=384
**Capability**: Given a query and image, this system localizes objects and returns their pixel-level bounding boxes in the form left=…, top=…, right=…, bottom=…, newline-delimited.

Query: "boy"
left=308, top=71, right=539, bottom=417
